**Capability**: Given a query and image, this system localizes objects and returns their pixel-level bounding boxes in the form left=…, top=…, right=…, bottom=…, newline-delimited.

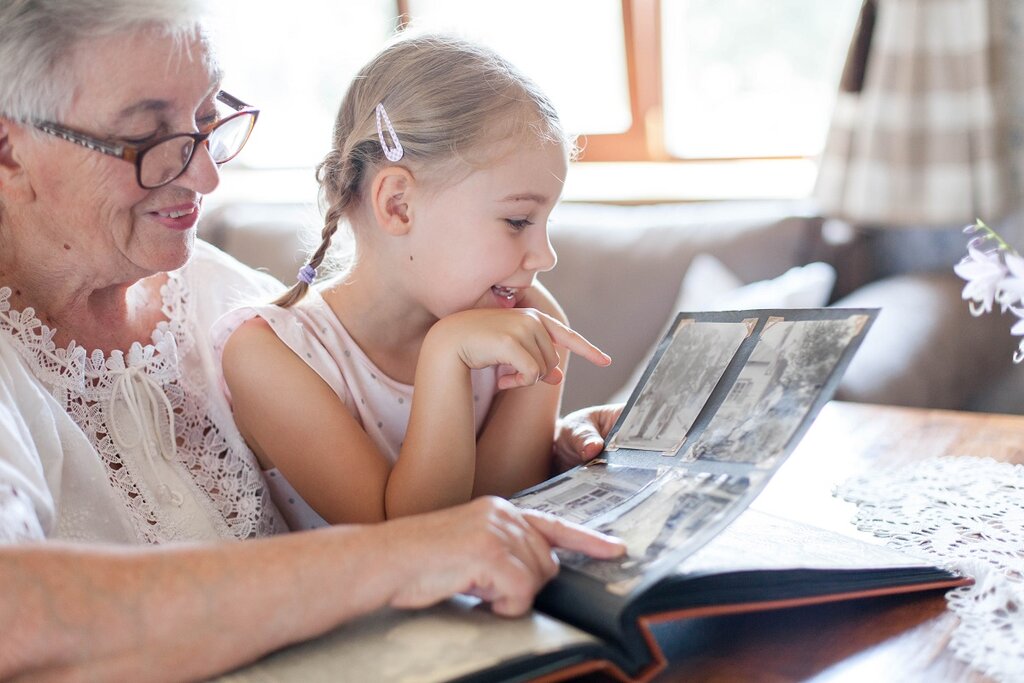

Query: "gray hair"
left=0, top=0, right=211, bottom=122
left=275, top=33, right=574, bottom=307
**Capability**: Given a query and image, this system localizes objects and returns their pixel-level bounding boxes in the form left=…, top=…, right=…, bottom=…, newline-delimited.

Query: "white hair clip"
left=375, top=103, right=404, bottom=162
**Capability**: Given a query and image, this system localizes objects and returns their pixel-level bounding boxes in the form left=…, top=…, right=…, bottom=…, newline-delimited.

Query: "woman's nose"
left=176, top=141, right=220, bottom=195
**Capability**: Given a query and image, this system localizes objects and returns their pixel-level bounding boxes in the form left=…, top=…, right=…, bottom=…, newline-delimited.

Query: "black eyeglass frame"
left=33, top=90, right=259, bottom=189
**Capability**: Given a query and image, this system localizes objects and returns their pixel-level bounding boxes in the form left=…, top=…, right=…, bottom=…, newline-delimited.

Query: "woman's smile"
left=147, top=201, right=201, bottom=231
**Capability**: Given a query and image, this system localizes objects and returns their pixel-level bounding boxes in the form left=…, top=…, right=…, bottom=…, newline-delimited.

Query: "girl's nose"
left=524, top=229, right=557, bottom=273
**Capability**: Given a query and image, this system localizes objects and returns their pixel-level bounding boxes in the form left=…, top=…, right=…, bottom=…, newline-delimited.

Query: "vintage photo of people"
left=608, top=319, right=750, bottom=453
left=684, top=314, right=867, bottom=467
left=559, top=469, right=753, bottom=596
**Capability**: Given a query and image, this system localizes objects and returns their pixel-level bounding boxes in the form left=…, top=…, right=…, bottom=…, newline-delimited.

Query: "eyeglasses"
left=33, top=91, right=259, bottom=189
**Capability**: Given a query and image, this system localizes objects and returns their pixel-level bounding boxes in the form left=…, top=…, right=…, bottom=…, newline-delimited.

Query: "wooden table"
left=641, top=400, right=1024, bottom=683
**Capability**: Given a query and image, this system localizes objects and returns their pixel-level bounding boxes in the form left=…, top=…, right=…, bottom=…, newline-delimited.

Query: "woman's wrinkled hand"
left=385, top=497, right=625, bottom=616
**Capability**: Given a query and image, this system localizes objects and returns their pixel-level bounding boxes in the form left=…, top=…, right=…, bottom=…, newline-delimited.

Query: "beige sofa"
left=199, top=200, right=1024, bottom=416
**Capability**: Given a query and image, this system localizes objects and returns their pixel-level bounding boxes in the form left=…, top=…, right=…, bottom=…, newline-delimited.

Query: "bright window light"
left=406, top=0, right=631, bottom=138
left=210, top=2, right=632, bottom=170
left=662, top=0, right=861, bottom=159
left=209, top=1, right=397, bottom=169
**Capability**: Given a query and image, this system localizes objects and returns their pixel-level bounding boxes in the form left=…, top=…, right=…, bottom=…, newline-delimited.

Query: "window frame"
left=574, top=0, right=667, bottom=162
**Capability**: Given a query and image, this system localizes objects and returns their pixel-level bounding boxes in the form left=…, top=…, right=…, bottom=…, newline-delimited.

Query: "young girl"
left=214, top=34, right=610, bottom=529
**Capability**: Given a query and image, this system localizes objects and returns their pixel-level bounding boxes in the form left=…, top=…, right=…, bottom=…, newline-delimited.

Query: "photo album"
left=220, top=308, right=969, bottom=683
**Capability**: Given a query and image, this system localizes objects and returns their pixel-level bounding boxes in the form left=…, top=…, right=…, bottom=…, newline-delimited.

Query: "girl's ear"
left=0, top=119, right=36, bottom=204
left=370, top=166, right=414, bottom=236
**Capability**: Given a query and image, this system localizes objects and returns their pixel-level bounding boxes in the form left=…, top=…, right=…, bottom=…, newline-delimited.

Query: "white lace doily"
left=837, top=456, right=1024, bottom=682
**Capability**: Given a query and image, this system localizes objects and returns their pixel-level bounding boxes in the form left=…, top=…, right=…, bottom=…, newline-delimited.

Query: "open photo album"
left=521, top=308, right=886, bottom=598
left=220, top=308, right=969, bottom=683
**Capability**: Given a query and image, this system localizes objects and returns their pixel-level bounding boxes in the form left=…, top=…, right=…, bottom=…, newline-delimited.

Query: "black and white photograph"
left=559, top=470, right=754, bottom=595
left=511, top=461, right=663, bottom=525
left=684, top=314, right=868, bottom=467
left=608, top=319, right=750, bottom=453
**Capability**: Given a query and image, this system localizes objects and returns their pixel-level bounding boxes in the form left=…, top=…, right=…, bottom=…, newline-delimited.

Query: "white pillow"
left=678, top=253, right=836, bottom=310
left=607, top=254, right=837, bottom=404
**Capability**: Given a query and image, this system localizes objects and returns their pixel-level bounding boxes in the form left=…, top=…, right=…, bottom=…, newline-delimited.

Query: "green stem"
left=975, top=219, right=1015, bottom=253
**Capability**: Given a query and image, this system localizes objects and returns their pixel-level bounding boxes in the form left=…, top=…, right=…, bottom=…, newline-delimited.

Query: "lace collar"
left=0, top=268, right=193, bottom=398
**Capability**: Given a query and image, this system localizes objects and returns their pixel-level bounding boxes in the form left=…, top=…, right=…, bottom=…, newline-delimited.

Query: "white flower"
left=956, top=219, right=1024, bottom=363
left=1010, top=306, right=1024, bottom=364
left=996, top=251, right=1024, bottom=311
left=955, top=243, right=1007, bottom=315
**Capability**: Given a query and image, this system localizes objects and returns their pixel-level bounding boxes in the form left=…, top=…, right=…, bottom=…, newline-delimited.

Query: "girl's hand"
left=552, top=403, right=625, bottom=473
left=427, top=308, right=611, bottom=391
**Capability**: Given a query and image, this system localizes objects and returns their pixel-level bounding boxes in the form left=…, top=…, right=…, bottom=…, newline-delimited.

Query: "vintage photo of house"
left=511, top=461, right=663, bottom=524
left=684, top=315, right=867, bottom=467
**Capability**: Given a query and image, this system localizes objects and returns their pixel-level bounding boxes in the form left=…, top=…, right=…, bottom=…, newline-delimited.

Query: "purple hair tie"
left=297, top=264, right=317, bottom=285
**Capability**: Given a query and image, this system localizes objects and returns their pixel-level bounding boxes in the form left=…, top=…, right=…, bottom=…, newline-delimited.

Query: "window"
left=405, top=0, right=631, bottom=137
left=583, top=0, right=861, bottom=160
left=210, top=1, right=861, bottom=188
left=212, top=0, right=633, bottom=168
left=210, top=1, right=397, bottom=169
left=661, top=0, right=862, bottom=160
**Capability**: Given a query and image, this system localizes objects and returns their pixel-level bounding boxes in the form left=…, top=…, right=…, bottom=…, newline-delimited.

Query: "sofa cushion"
left=833, top=271, right=1018, bottom=409
left=676, top=254, right=836, bottom=311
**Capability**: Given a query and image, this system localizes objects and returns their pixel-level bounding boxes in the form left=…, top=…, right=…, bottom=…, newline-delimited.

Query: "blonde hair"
left=274, top=33, right=572, bottom=307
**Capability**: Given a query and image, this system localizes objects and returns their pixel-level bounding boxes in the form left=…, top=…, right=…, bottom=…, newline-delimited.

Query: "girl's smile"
left=489, top=284, right=524, bottom=309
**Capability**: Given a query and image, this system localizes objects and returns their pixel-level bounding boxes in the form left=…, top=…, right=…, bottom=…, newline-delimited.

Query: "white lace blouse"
left=0, top=241, right=287, bottom=544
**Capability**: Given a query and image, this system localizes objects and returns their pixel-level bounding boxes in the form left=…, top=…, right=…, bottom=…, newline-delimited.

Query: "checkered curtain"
left=814, top=0, right=1009, bottom=227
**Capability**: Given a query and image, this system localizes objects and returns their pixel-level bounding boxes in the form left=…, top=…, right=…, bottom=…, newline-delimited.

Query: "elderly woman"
left=0, top=1, right=622, bottom=679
